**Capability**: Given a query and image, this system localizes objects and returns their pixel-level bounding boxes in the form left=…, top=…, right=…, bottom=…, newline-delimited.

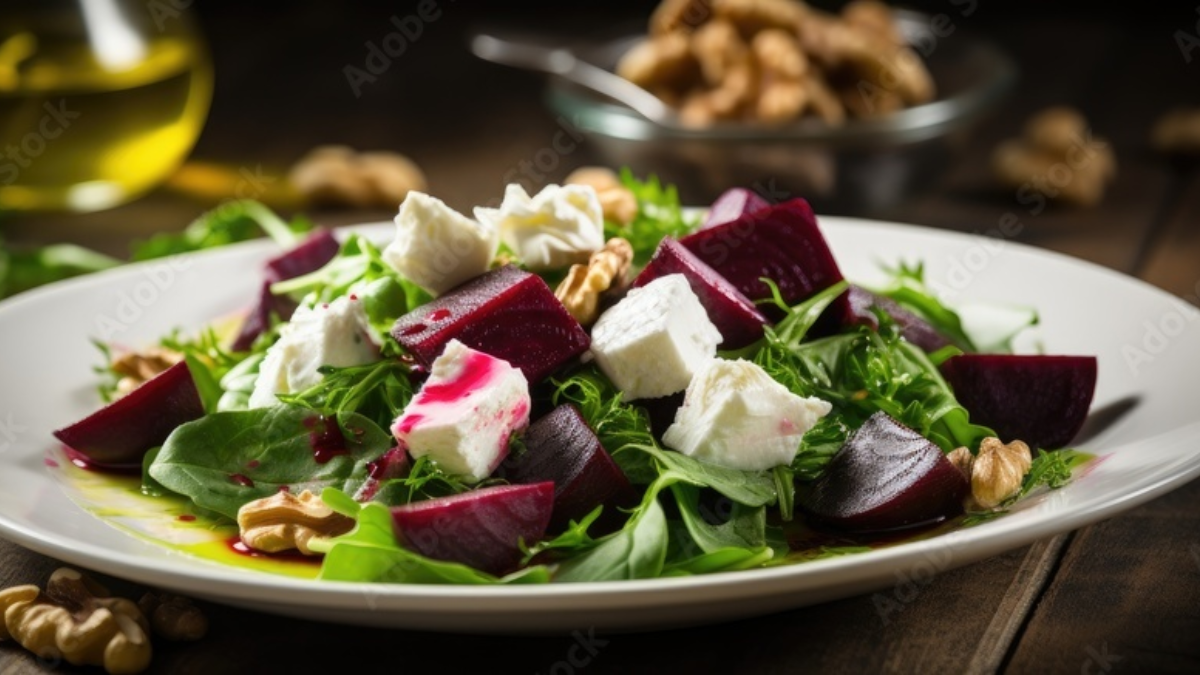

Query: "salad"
left=53, top=170, right=1097, bottom=585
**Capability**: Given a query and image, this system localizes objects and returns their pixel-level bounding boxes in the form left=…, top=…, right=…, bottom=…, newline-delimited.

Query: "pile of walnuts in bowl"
left=617, top=0, right=936, bottom=128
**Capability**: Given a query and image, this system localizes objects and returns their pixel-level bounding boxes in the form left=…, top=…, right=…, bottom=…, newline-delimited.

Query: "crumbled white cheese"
left=382, top=191, right=499, bottom=295
left=249, top=296, right=379, bottom=408
left=663, top=358, right=832, bottom=471
left=589, top=274, right=722, bottom=401
left=473, top=183, right=604, bottom=271
left=391, top=340, right=531, bottom=482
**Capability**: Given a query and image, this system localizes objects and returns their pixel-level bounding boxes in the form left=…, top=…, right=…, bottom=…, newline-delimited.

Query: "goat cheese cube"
left=589, top=274, right=722, bottom=401
left=663, top=359, right=832, bottom=471
left=473, top=183, right=604, bottom=271
left=391, top=340, right=531, bottom=482
left=383, top=191, right=499, bottom=295
left=249, top=296, right=379, bottom=408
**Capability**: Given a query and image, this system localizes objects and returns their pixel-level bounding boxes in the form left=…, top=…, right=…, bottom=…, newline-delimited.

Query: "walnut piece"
left=110, top=347, right=183, bottom=398
left=237, top=489, right=355, bottom=556
left=991, top=107, right=1116, bottom=207
left=137, top=592, right=207, bottom=642
left=564, top=167, right=639, bottom=225
left=0, top=568, right=152, bottom=675
left=969, top=438, right=1033, bottom=509
left=554, top=238, right=634, bottom=326
left=288, top=145, right=427, bottom=209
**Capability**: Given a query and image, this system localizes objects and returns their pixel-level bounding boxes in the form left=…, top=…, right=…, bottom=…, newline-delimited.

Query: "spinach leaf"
left=618, top=444, right=779, bottom=507
left=149, top=406, right=392, bottom=520
left=553, top=490, right=669, bottom=582
left=663, top=547, right=775, bottom=576
left=312, top=490, right=550, bottom=585
left=669, top=484, right=768, bottom=554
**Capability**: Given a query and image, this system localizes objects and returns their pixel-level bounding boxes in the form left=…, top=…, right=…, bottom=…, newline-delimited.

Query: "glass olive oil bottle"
left=0, top=0, right=212, bottom=212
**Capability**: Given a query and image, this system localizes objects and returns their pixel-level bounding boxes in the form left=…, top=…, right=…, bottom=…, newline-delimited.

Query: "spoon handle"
left=469, top=33, right=673, bottom=125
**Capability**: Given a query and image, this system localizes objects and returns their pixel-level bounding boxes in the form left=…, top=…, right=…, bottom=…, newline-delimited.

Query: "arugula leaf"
left=868, top=261, right=978, bottom=352
left=216, top=353, right=265, bottom=412
left=520, top=507, right=603, bottom=564
left=277, top=359, right=413, bottom=433
left=610, top=169, right=696, bottom=266
left=149, top=406, right=393, bottom=520
left=756, top=327, right=994, bottom=453
left=371, top=456, right=476, bottom=506
left=131, top=200, right=308, bottom=261
left=312, top=490, right=551, bottom=584
left=551, top=364, right=659, bottom=458
left=0, top=240, right=121, bottom=298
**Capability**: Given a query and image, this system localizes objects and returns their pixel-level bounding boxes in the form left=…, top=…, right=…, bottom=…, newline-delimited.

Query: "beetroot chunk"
left=844, top=286, right=954, bottom=352
left=940, top=354, right=1098, bottom=450
left=633, top=238, right=768, bottom=349
left=52, top=361, right=205, bottom=468
left=390, top=265, right=590, bottom=382
left=700, top=188, right=769, bottom=230
left=497, top=405, right=637, bottom=534
left=233, top=228, right=341, bottom=351
left=800, top=412, right=968, bottom=533
left=390, top=482, right=554, bottom=575
left=680, top=198, right=844, bottom=320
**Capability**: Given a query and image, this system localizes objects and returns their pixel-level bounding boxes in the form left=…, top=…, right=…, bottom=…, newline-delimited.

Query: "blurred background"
left=1, top=0, right=1197, bottom=291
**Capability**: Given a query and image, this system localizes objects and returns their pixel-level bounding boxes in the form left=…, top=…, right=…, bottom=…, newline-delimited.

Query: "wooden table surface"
left=3, top=3, right=1199, bottom=673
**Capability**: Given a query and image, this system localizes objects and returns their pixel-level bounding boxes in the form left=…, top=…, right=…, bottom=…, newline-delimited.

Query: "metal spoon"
left=469, top=33, right=677, bottom=126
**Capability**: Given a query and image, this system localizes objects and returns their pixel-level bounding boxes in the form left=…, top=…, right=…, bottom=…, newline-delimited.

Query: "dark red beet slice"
left=52, top=361, right=205, bottom=469
left=680, top=198, right=845, bottom=321
left=799, top=412, right=968, bottom=533
left=633, top=238, right=768, bottom=349
left=844, top=285, right=954, bottom=352
left=390, top=265, right=590, bottom=383
left=497, top=405, right=637, bottom=534
left=940, top=354, right=1098, bottom=450
left=232, top=228, right=341, bottom=351
left=700, top=188, right=769, bottom=230
left=390, top=481, right=554, bottom=575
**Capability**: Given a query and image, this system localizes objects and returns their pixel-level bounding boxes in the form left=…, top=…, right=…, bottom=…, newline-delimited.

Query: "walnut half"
left=961, top=437, right=1033, bottom=510
left=0, top=568, right=152, bottom=675
left=237, top=490, right=355, bottom=556
left=554, top=238, right=634, bottom=326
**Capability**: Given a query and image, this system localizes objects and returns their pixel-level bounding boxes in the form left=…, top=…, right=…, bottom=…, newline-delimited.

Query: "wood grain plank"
left=1002, top=479, right=1200, bottom=674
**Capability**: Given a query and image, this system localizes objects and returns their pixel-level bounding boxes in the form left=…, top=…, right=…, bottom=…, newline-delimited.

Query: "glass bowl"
left=544, top=11, right=1017, bottom=214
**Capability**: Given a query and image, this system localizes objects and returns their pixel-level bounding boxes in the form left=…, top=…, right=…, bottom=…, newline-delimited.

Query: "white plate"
left=1, top=218, right=1198, bottom=634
